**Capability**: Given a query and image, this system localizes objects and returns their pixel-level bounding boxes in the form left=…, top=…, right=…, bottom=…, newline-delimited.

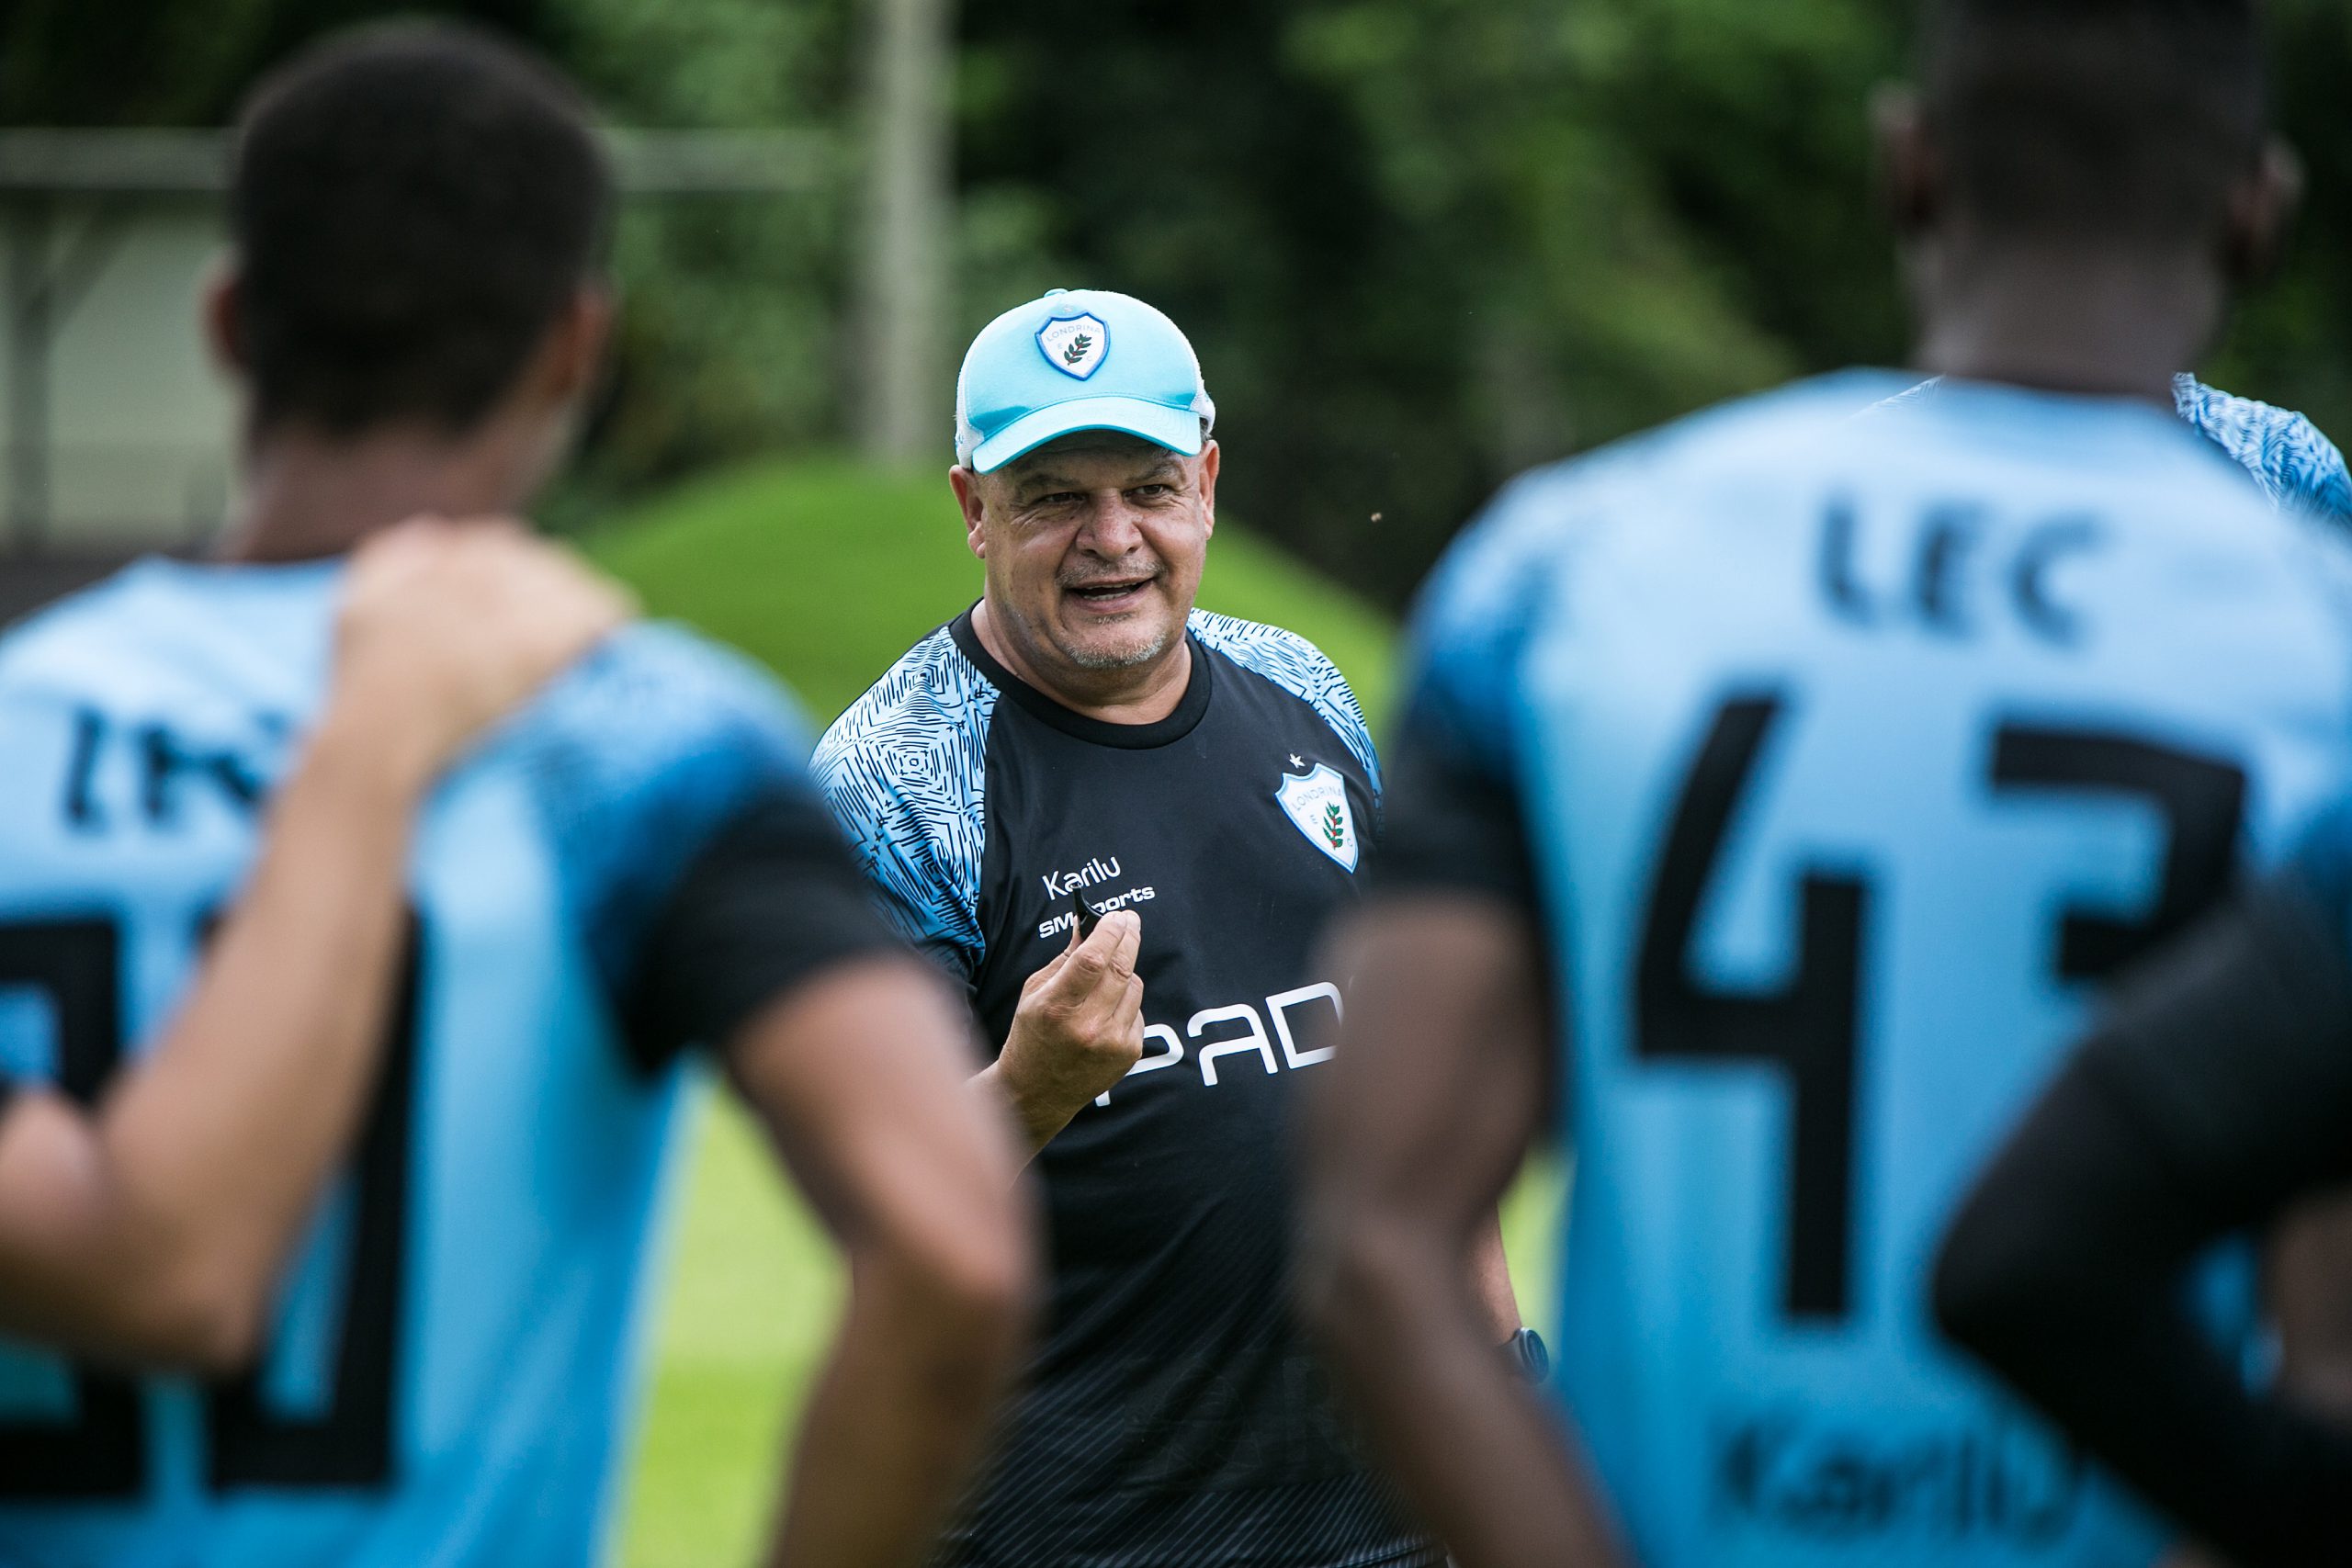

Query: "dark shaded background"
left=8, top=0, right=2346, bottom=605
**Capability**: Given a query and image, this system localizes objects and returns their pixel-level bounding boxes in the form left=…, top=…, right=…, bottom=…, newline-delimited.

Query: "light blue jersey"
left=0, top=558, right=815, bottom=1566
left=1395, top=371, right=2352, bottom=1566
left=1880, top=375, right=2352, bottom=526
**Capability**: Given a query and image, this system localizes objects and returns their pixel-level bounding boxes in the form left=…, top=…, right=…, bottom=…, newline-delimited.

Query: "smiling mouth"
left=1064, top=576, right=1157, bottom=606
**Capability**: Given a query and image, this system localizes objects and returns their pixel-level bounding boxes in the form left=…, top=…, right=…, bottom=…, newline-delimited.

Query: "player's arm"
left=1297, top=670, right=1624, bottom=1566
left=1469, top=1211, right=1527, bottom=1346
left=1336, top=668, right=1531, bottom=1349
left=1304, top=892, right=1618, bottom=1568
left=627, top=791, right=1034, bottom=1568
left=733, top=958, right=1033, bottom=1568
left=1357, top=761, right=1529, bottom=1352
left=0, top=522, right=627, bottom=1372
left=1933, top=867, right=2352, bottom=1568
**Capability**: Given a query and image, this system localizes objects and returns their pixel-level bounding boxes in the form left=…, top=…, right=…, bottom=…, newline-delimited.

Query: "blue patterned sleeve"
left=810, top=632, right=999, bottom=986
left=2174, top=376, right=2352, bottom=528
left=503, top=622, right=820, bottom=1005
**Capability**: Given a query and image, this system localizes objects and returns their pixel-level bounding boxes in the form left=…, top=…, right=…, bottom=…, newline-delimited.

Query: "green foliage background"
left=9, top=0, right=2347, bottom=602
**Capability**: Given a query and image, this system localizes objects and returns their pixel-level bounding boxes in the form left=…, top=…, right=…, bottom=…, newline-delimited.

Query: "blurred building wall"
left=1, top=206, right=234, bottom=554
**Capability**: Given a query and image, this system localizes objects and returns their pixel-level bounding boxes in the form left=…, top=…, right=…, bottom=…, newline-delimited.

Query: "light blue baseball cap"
left=954, top=288, right=1216, bottom=474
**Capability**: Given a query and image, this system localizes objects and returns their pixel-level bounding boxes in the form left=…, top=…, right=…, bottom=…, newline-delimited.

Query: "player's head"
left=1881, top=0, right=2296, bottom=334
left=209, top=23, right=612, bottom=495
left=948, top=289, right=1220, bottom=684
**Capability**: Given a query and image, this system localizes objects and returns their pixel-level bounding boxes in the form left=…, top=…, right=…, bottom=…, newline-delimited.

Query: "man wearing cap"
left=815, top=288, right=1524, bottom=1566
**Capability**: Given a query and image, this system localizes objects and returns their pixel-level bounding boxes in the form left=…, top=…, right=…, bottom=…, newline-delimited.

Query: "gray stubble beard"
left=1061, top=617, right=1177, bottom=671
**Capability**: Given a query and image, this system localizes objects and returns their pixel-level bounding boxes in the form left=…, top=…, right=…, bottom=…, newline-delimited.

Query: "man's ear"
left=949, top=466, right=989, bottom=560
left=2224, top=139, right=2303, bottom=288
left=202, top=257, right=246, bottom=378
left=1197, top=440, right=1220, bottom=538
left=535, top=285, right=614, bottom=408
left=1871, top=85, right=1940, bottom=239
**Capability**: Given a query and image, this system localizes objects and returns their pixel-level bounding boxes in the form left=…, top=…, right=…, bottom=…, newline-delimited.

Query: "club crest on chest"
left=1276, top=761, right=1358, bottom=872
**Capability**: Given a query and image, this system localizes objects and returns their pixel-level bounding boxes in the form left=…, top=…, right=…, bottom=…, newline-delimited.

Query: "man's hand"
left=334, top=516, right=633, bottom=790
left=981, top=911, right=1146, bottom=1153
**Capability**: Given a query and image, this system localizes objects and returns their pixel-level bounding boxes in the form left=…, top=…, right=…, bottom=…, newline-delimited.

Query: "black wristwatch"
left=1502, top=1326, right=1549, bottom=1383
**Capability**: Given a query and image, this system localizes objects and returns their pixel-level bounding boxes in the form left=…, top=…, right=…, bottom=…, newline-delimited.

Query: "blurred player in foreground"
left=1302, top=0, right=2352, bottom=1564
left=0, top=24, right=1030, bottom=1568
left=1935, top=827, right=2352, bottom=1556
left=0, top=522, right=623, bottom=1369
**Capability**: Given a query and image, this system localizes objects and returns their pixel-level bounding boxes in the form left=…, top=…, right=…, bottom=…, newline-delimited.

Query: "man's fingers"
left=332, top=522, right=638, bottom=778
left=1078, top=970, right=1148, bottom=1046
left=1040, top=911, right=1140, bottom=1007
left=1043, top=942, right=1111, bottom=1005
left=465, top=531, right=634, bottom=675
left=342, top=515, right=456, bottom=601
left=1102, top=911, right=1142, bottom=980
left=526, top=549, right=634, bottom=662
left=1022, top=947, right=1073, bottom=999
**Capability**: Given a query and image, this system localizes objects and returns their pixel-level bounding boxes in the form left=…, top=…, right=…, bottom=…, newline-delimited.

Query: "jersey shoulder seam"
left=1189, top=609, right=1380, bottom=791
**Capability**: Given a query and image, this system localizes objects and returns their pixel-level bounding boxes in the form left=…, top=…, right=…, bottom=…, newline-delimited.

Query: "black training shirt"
left=816, top=608, right=1436, bottom=1568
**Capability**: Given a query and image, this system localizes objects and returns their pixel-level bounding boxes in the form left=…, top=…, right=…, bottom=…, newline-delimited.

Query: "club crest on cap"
left=1036, top=314, right=1109, bottom=380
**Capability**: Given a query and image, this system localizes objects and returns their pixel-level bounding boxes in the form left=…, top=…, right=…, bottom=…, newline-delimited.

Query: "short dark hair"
left=229, top=23, right=612, bottom=436
left=1923, top=0, right=2268, bottom=242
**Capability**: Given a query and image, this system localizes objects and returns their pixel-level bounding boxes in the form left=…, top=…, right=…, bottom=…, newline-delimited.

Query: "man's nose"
left=1076, top=492, right=1147, bottom=555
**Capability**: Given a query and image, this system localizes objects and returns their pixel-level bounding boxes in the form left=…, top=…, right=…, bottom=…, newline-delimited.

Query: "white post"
left=5, top=198, right=55, bottom=552
left=857, top=0, right=955, bottom=467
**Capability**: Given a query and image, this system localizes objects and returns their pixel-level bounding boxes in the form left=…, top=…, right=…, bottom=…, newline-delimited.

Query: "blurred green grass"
left=587, top=457, right=1556, bottom=1568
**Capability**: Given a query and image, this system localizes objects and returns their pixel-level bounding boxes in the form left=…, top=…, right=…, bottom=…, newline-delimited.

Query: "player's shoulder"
left=498, top=620, right=815, bottom=842
left=523, top=619, right=811, bottom=762
left=0, top=558, right=326, bottom=720
left=1188, top=610, right=1378, bottom=784
left=0, top=564, right=144, bottom=671
left=1438, top=372, right=1884, bottom=586
left=1404, top=376, right=1894, bottom=761
left=494, top=623, right=821, bottom=983
left=2174, top=376, right=2352, bottom=527
left=0, top=569, right=142, bottom=703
